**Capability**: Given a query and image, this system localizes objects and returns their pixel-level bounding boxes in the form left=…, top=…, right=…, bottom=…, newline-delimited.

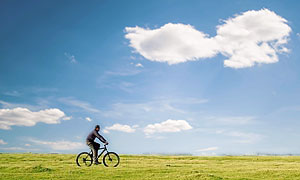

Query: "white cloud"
left=144, top=119, right=192, bottom=135
left=216, top=9, right=291, bottom=68
left=29, top=139, right=84, bottom=150
left=0, top=139, right=7, bottom=145
left=125, top=23, right=218, bottom=65
left=0, top=107, right=70, bottom=130
left=297, top=33, right=300, bottom=37
left=125, top=9, right=291, bottom=68
left=85, top=117, right=92, bottom=122
left=64, top=52, right=77, bottom=63
left=196, top=146, right=218, bottom=152
left=103, top=124, right=136, bottom=133
left=135, top=63, right=143, bottom=67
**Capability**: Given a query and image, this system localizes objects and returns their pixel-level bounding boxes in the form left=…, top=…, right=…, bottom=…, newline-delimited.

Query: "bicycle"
left=76, top=145, right=120, bottom=167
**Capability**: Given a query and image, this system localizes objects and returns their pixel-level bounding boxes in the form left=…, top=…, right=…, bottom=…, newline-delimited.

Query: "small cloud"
left=85, top=117, right=92, bottom=122
left=297, top=33, right=300, bottom=38
left=196, top=146, right=218, bottom=152
left=144, top=119, right=192, bottom=135
left=25, top=144, right=31, bottom=147
left=103, top=124, right=136, bottom=133
left=64, top=52, right=77, bottom=64
left=0, top=139, right=7, bottom=145
left=130, top=62, right=144, bottom=68
left=135, top=63, right=143, bottom=68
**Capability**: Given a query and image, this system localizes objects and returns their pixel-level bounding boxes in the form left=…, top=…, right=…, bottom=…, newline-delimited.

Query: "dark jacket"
left=86, top=129, right=107, bottom=143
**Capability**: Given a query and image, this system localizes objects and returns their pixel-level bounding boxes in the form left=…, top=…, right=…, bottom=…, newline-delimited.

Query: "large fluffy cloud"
left=125, top=23, right=218, bottom=64
left=216, top=9, right=291, bottom=68
left=0, top=107, right=70, bottom=130
left=125, top=9, right=291, bottom=68
left=144, top=119, right=192, bottom=135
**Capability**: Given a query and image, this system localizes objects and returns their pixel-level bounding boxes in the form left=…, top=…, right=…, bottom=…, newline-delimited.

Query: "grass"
left=1, top=154, right=300, bottom=179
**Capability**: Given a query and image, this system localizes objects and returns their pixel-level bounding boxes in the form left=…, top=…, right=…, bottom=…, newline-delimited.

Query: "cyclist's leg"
left=93, top=142, right=100, bottom=162
left=86, top=141, right=97, bottom=163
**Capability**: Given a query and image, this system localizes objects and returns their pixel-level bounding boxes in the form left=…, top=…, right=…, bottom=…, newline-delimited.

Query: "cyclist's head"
left=95, top=125, right=100, bottom=131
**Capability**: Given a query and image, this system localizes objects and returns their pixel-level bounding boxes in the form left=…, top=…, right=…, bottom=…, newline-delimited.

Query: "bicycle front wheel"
left=103, top=152, right=120, bottom=167
left=76, top=152, right=92, bottom=167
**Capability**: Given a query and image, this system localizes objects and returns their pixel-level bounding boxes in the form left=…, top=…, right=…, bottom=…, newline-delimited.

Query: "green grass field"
left=1, top=154, right=300, bottom=180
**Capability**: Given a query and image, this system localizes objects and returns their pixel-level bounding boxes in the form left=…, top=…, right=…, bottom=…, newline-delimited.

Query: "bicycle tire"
left=76, top=152, right=93, bottom=167
left=103, top=152, right=120, bottom=167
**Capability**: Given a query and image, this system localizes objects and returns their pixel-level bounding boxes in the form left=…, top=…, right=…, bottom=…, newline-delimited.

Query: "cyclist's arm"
left=94, top=131, right=107, bottom=143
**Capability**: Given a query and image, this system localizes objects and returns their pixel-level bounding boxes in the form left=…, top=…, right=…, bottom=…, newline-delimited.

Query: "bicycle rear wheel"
left=103, top=152, right=120, bottom=167
left=76, top=152, right=92, bottom=167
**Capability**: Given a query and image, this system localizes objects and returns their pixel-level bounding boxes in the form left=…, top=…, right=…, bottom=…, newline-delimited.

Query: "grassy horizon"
left=1, top=153, right=300, bottom=179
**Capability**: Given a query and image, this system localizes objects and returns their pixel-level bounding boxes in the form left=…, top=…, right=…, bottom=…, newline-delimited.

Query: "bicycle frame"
left=89, top=145, right=108, bottom=159
left=97, top=145, right=108, bottom=159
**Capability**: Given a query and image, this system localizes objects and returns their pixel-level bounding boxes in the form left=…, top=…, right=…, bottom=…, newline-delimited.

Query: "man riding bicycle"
left=86, top=125, right=108, bottom=165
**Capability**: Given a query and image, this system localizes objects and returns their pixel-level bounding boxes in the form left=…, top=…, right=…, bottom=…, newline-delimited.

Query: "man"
left=86, top=125, right=108, bottom=165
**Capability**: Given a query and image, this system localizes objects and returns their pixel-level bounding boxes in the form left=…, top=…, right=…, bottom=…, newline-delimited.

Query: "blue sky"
left=1, top=0, right=300, bottom=155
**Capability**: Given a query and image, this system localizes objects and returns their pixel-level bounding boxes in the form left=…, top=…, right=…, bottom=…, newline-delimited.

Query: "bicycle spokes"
left=103, top=152, right=120, bottom=167
left=76, top=152, right=92, bottom=167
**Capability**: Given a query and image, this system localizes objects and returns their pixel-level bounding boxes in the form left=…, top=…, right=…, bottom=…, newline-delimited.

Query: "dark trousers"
left=86, top=141, right=100, bottom=162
